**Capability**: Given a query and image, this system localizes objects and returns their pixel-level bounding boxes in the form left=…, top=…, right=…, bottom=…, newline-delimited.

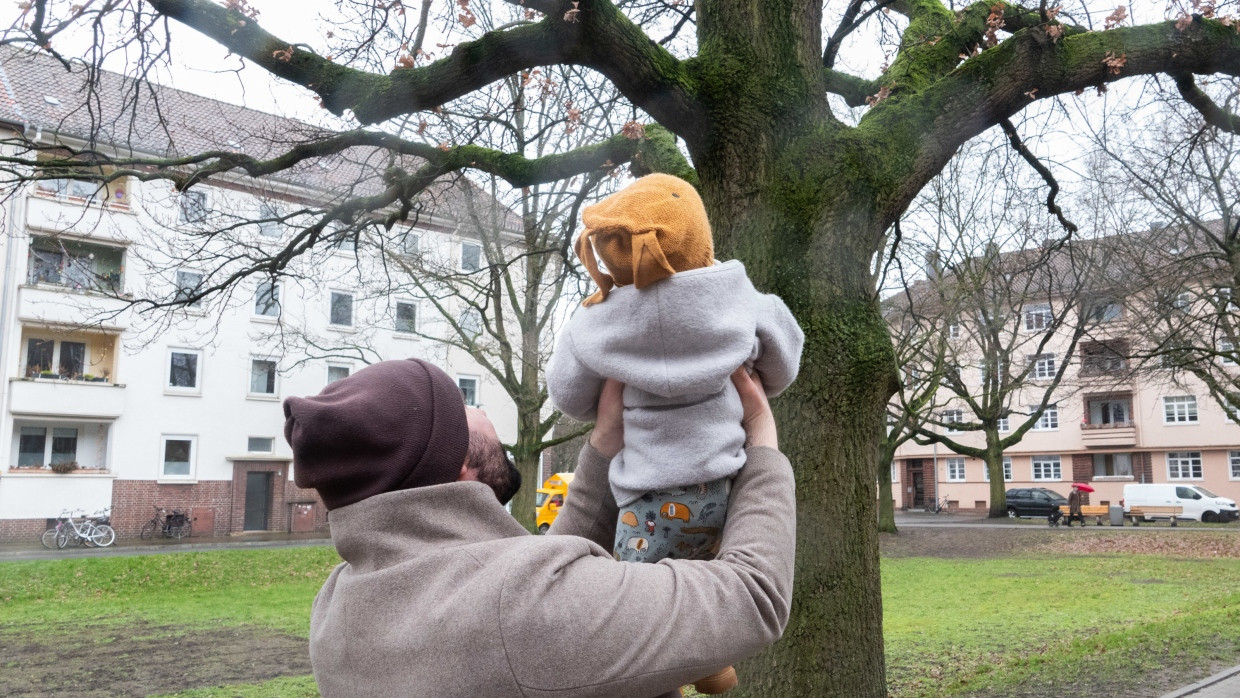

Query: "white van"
left=1121, top=484, right=1239, bottom=523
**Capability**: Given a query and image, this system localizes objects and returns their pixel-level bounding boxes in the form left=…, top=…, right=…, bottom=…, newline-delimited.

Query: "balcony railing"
left=1080, top=421, right=1138, bottom=447
left=9, top=377, right=126, bottom=420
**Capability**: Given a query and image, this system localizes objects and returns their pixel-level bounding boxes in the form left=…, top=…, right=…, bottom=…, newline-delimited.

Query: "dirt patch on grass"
left=880, top=527, right=1047, bottom=558
left=0, top=620, right=311, bottom=697
left=1031, top=531, right=1240, bottom=559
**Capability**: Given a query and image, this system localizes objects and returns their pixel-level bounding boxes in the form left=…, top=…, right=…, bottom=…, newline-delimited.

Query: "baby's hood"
left=563, top=260, right=760, bottom=398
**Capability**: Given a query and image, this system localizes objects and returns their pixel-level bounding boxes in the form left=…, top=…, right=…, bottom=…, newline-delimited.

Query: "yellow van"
left=535, top=472, right=574, bottom=533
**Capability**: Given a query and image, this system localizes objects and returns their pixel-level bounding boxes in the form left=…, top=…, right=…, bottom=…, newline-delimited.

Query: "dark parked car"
left=1005, top=488, right=1068, bottom=518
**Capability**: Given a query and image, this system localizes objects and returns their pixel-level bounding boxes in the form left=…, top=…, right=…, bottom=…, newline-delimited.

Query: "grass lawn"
left=2, top=531, right=1238, bottom=696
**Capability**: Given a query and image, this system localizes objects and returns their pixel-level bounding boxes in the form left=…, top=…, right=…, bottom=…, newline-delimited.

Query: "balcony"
left=1080, top=422, right=1138, bottom=448
left=26, top=190, right=132, bottom=242
left=17, top=285, right=130, bottom=328
left=9, top=378, right=127, bottom=419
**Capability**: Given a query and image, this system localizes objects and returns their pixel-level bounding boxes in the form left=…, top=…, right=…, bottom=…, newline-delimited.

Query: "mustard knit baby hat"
left=575, top=173, right=714, bottom=306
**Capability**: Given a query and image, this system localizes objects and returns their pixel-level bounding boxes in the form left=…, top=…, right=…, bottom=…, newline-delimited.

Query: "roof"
left=0, top=46, right=522, bottom=230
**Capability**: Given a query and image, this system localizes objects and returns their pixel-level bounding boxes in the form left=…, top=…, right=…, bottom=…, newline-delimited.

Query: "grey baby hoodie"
left=547, top=259, right=804, bottom=506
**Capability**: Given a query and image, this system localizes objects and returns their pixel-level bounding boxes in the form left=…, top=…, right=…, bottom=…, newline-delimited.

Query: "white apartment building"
left=891, top=245, right=1240, bottom=515
left=0, top=49, right=518, bottom=542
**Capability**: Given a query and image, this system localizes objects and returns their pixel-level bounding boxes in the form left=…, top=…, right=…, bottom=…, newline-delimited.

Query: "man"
left=1067, top=484, right=1084, bottom=527
left=284, top=358, right=795, bottom=697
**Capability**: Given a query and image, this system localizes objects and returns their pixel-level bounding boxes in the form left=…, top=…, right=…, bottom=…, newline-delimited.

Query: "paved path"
left=0, top=531, right=332, bottom=562
left=1162, top=664, right=1240, bottom=698
left=894, top=510, right=1240, bottom=531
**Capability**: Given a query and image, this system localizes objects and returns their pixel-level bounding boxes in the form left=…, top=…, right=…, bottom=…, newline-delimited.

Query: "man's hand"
left=732, top=367, right=778, bottom=450
left=588, top=379, right=624, bottom=459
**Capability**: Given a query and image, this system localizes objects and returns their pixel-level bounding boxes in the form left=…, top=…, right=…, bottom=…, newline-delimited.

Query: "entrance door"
left=911, top=471, right=925, bottom=509
left=244, top=471, right=273, bottom=531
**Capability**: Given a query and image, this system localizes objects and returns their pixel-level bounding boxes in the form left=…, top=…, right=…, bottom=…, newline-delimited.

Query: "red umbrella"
left=1072, top=482, right=1096, bottom=493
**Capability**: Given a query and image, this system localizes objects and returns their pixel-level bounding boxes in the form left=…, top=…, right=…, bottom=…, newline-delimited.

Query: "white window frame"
left=461, top=241, right=482, bottom=272
left=16, top=424, right=80, bottom=468
left=159, top=434, right=197, bottom=481
left=1031, top=455, right=1062, bottom=482
left=947, top=322, right=960, bottom=340
left=166, top=348, right=203, bottom=395
left=326, top=364, right=351, bottom=385
left=329, top=290, right=355, bottom=328
left=457, top=375, right=480, bottom=407
left=1167, top=451, right=1203, bottom=480
left=997, top=417, right=1010, bottom=433
left=459, top=308, right=482, bottom=337
left=400, top=230, right=421, bottom=257
left=942, top=409, right=964, bottom=434
left=1220, top=340, right=1236, bottom=366
left=983, top=456, right=1013, bottom=482
left=946, top=457, right=966, bottom=482
left=1163, top=395, right=1199, bottom=425
left=246, top=436, right=275, bottom=454
left=1024, top=304, right=1052, bottom=332
left=174, top=269, right=205, bottom=307
left=248, top=357, right=279, bottom=399
left=178, top=189, right=208, bottom=224
left=395, top=300, right=419, bottom=335
left=1030, top=404, right=1058, bottom=431
left=330, top=223, right=357, bottom=255
left=1229, top=451, right=1240, bottom=481
left=1172, top=291, right=1193, bottom=312
left=1029, top=353, right=1056, bottom=380
left=254, top=279, right=281, bottom=319
left=257, top=201, right=283, bottom=238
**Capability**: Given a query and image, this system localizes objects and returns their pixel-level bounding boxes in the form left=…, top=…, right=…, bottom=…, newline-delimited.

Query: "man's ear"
left=459, top=461, right=477, bottom=482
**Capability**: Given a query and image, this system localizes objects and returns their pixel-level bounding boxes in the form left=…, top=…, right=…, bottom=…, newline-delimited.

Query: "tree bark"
left=878, top=452, right=899, bottom=534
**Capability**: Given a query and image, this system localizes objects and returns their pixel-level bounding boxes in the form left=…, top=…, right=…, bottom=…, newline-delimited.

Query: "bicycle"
left=933, top=495, right=955, bottom=514
left=140, top=506, right=190, bottom=539
left=52, top=508, right=115, bottom=548
left=40, top=511, right=72, bottom=549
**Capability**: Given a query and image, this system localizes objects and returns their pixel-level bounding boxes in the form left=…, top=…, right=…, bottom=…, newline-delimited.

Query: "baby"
left=547, top=173, right=803, bottom=564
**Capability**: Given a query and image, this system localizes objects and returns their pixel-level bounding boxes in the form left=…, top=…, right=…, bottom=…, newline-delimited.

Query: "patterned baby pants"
left=613, top=477, right=731, bottom=563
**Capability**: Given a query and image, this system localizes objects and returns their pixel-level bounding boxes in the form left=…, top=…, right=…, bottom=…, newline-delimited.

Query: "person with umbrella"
left=1067, top=482, right=1095, bottom=527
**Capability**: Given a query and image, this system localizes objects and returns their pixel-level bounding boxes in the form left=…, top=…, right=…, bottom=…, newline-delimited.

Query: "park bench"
left=1127, top=505, right=1184, bottom=527
left=1058, top=505, right=1110, bottom=526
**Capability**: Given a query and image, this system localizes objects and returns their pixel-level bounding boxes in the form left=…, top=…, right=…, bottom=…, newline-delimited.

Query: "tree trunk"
left=509, top=406, right=544, bottom=533
left=878, top=452, right=898, bottom=534
left=985, top=434, right=1008, bottom=519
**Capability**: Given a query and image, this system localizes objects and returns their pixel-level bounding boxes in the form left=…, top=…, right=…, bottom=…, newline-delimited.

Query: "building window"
left=979, top=362, right=1004, bottom=388
left=946, top=457, right=966, bottom=482
left=1167, top=451, right=1203, bottom=480
left=168, top=349, right=202, bottom=392
left=947, top=322, right=960, bottom=339
left=25, top=338, right=54, bottom=375
left=58, top=341, right=85, bottom=378
left=1029, top=353, right=1056, bottom=380
left=461, top=242, right=482, bottom=272
left=1163, top=396, right=1198, bottom=424
left=1229, top=451, right=1240, bottom=480
left=983, top=456, right=1013, bottom=482
left=161, top=436, right=196, bottom=478
left=942, top=409, right=964, bottom=434
left=1093, top=452, right=1133, bottom=478
left=1032, top=455, right=1062, bottom=481
left=1024, top=304, right=1052, bottom=331
left=997, top=417, right=1010, bottom=432
left=1030, top=404, right=1058, bottom=431
left=1220, top=340, right=1236, bottom=366
left=254, top=280, right=280, bottom=317
left=179, top=190, right=208, bottom=223
left=330, top=292, right=354, bottom=327
left=326, top=365, right=351, bottom=384
left=460, top=308, right=482, bottom=337
left=1172, top=291, right=1192, bottom=312
left=247, top=437, right=275, bottom=453
left=257, top=201, right=282, bottom=238
left=27, top=236, right=124, bottom=293
left=175, top=270, right=204, bottom=307
left=1080, top=342, right=1127, bottom=376
left=17, top=426, right=47, bottom=467
left=400, top=231, right=420, bottom=256
left=458, top=376, right=479, bottom=407
left=1087, top=298, right=1123, bottom=323
left=50, top=427, right=78, bottom=465
left=250, top=359, right=278, bottom=396
left=1087, top=397, right=1131, bottom=426
left=395, top=301, right=417, bottom=334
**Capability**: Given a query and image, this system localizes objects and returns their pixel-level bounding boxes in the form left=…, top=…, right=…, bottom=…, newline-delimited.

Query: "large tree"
left=8, top=0, right=1240, bottom=693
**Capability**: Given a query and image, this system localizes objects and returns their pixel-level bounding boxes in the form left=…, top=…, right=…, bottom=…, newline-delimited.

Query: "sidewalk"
left=893, top=510, right=1240, bottom=530
left=0, top=530, right=332, bottom=561
left=1162, top=664, right=1240, bottom=698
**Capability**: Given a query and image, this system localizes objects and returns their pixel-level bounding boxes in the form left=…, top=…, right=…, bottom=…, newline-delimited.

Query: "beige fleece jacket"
left=308, top=442, right=796, bottom=697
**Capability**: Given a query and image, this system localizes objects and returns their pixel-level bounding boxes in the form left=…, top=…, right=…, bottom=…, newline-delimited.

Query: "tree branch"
left=825, top=69, right=880, bottom=107
left=1173, top=71, right=1240, bottom=135
left=998, top=118, right=1078, bottom=234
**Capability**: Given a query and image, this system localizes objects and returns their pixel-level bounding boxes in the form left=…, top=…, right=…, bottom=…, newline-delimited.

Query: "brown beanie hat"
left=283, top=358, right=470, bottom=510
left=576, top=173, right=713, bottom=306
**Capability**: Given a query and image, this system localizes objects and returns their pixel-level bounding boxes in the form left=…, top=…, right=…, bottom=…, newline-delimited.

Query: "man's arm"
left=500, top=370, right=794, bottom=697
left=499, top=445, right=795, bottom=697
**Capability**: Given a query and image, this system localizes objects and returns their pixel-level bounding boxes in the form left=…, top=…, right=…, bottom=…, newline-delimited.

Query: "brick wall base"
left=0, top=471, right=328, bottom=544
